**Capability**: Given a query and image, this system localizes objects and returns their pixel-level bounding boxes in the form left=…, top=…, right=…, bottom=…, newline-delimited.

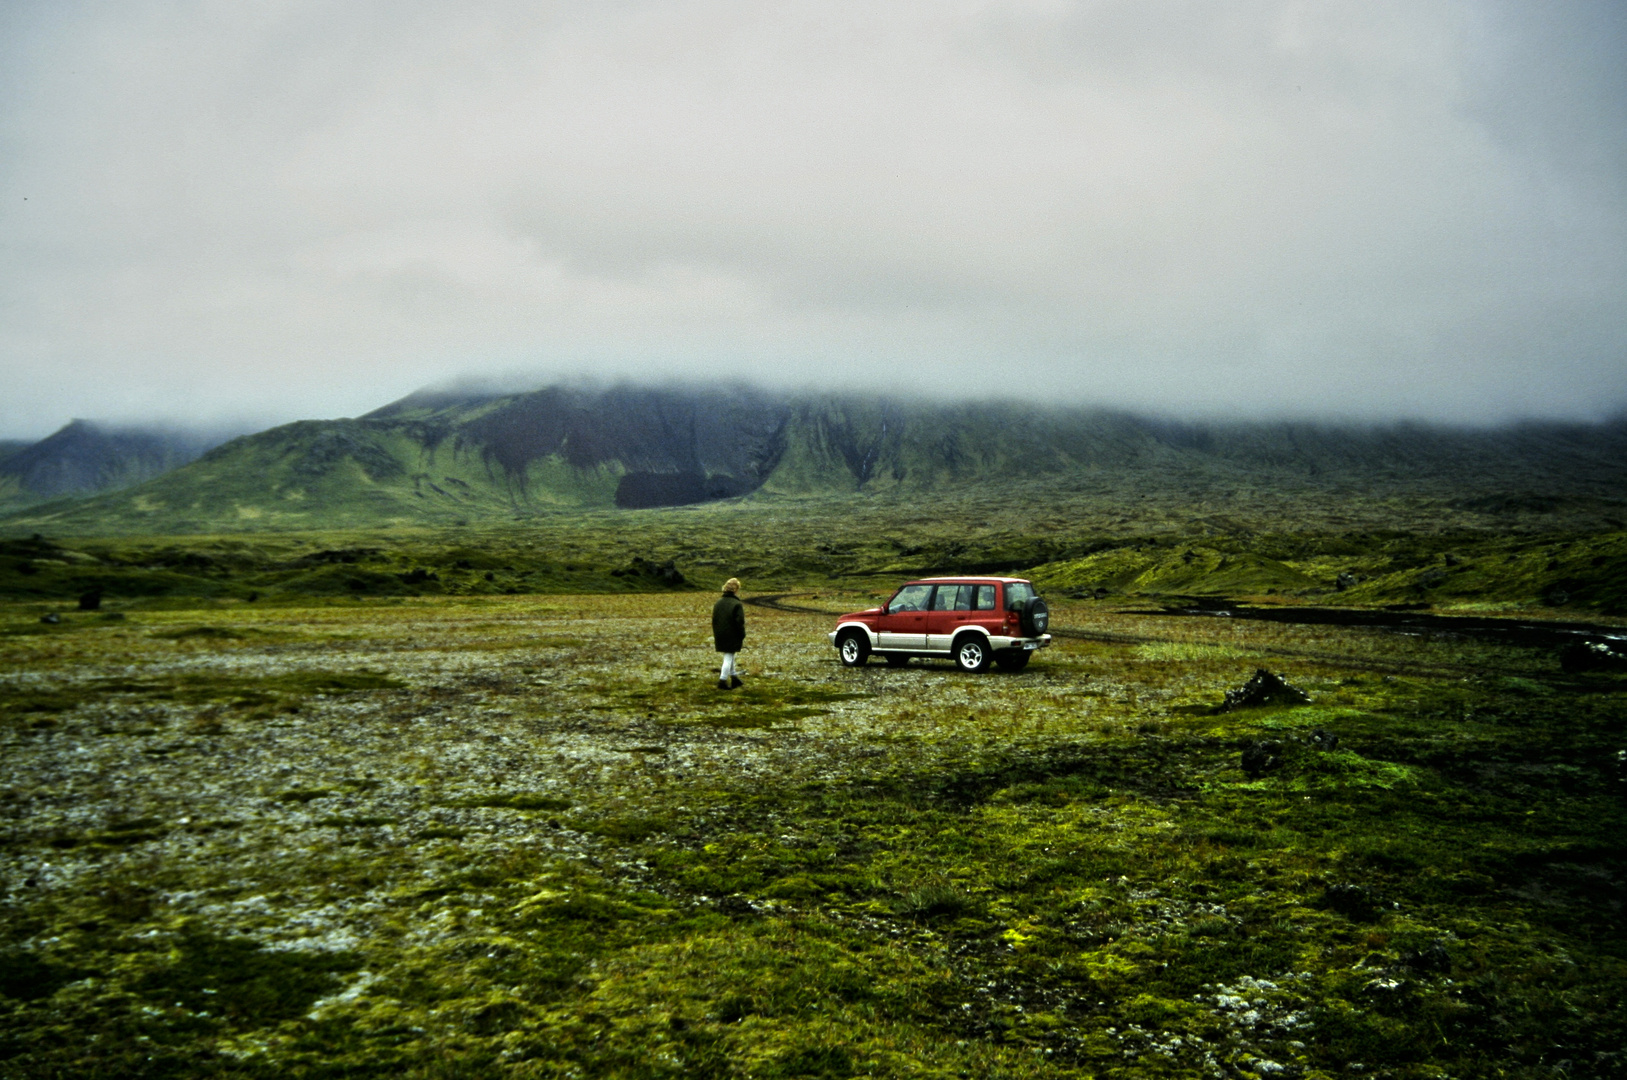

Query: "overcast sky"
left=1, top=1, right=1624, bottom=438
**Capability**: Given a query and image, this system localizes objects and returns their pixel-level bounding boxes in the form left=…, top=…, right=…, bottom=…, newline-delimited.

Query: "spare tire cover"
left=1021, top=597, right=1049, bottom=636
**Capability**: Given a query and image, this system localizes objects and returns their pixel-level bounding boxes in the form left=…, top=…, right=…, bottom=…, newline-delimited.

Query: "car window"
left=888, top=584, right=933, bottom=613
left=974, top=584, right=996, bottom=611
left=1004, top=582, right=1035, bottom=610
left=933, top=584, right=972, bottom=611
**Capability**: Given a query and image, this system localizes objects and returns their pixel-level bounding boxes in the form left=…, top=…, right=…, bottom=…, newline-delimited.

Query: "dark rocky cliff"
left=444, top=386, right=791, bottom=508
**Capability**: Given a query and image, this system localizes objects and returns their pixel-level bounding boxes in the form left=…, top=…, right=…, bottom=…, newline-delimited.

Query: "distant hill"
left=2, top=385, right=1624, bottom=535
left=0, top=420, right=240, bottom=510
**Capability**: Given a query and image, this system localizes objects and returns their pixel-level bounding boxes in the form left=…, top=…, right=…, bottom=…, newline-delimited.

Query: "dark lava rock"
left=1560, top=639, right=1627, bottom=673
left=1401, top=939, right=1452, bottom=974
left=613, top=557, right=686, bottom=587
left=297, top=547, right=380, bottom=566
left=1308, top=729, right=1340, bottom=752
left=1222, top=669, right=1312, bottom=712
left=714, top=894, right=758, bottom=916
left=77, top=591, right=101, bottom=611
left=1240, top=740, right=1284, bottom=779
left=39, top=613, right=60, bottom=625
left=1335, top=572, right=1358, bottom=591
left=1321, top=883, right=1382, bottom=922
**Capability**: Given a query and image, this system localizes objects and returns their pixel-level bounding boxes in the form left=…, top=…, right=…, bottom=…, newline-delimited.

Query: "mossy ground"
left=3, top=505, right=1626, bottom=616
left=1, top=586, right=1623, bottom=1078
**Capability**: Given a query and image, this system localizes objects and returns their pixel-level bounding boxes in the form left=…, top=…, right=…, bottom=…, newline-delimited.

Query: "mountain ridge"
left=0, top=420, right=241, bottom=510
left=3, top=385, right=1624, bottom=536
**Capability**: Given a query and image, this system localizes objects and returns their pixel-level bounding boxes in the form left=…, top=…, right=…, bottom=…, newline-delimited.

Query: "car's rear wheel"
left=837, top=631, right=870, bottom=667
left=994, top=651, right=1031, bottom=672
left=883, top=653, right=910, bottom=668
left=953, top=635, right=990, bottom=673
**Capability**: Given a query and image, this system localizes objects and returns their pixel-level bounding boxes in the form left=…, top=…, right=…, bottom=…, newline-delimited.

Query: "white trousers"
left=719, top=652, right=737, bottom=680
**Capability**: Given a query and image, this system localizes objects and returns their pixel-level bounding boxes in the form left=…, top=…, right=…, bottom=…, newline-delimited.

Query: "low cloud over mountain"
left=3, top=3, right=1625, bottom=432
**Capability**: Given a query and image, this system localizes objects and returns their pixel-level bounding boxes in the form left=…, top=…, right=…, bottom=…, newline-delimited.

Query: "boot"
left=717, top=678, right=730, bottom=690
left=730, top=676, right=743, bottom=689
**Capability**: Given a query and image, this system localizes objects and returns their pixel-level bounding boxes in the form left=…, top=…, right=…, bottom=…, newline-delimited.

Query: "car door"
left=925, top=583, right=973, bottom=651
left=876, top=583, right=933, bottom=650
left=969, top=583, right=1001, bottom=637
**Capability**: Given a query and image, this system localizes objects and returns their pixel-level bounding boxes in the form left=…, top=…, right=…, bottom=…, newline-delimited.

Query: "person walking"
left=713, top=577, right=746, bottom=690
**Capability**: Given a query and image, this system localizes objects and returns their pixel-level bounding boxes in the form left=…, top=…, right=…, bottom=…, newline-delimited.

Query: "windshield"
left=1004, top=582, right=1035, bottom=610
left=887, top=583, right=934, bottom=614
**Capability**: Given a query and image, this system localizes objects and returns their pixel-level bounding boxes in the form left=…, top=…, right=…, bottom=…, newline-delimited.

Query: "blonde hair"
left=723, top=578, right=741, bottom=594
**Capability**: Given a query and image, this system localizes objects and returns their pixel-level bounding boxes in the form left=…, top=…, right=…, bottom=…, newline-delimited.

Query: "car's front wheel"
left=953, top=635, right=990, bottom=673
left=837, top=631, right=870, bottom=667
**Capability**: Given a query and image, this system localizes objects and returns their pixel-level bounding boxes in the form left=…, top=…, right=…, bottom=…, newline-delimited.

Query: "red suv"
left=828, top=577, right=1051, bottom=673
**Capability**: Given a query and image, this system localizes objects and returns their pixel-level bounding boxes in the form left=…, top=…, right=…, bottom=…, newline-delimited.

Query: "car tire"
left=883, top=653, right=910, bottom=668
left=953, top=635, right=990, bottom=673
left=994, top=651, right=1031, bottom=672
left=1019, top=598, right=1050, bottom=637
left=837, top=631, right=870, bottom=667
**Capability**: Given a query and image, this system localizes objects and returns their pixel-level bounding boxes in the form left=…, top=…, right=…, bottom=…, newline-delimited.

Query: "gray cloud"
left=1, top=0, right=1624, bottom=437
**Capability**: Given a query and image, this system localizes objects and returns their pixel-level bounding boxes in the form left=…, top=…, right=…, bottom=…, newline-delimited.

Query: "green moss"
left=579, top=816, right=671, bottom=841
left=0, top=950, right=84, bottom=1001
left=448, top=792, right=573, bottom=812
left=276, top=788, right=335, bottom=803
left=0, top=669, right=402, bottom=733
left=134, top=931, right=362, bottom=1023
left=2, top=524, right=1624, bottom=1078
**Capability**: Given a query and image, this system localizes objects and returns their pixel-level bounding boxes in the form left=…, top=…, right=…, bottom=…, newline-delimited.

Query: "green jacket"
left=712, top=594, right=745, bottom=652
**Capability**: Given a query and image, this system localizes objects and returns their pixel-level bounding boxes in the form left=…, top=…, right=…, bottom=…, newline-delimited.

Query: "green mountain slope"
left=3, top=385, right=1624, bottom=536
left=0, top=419, right=620, bottom=534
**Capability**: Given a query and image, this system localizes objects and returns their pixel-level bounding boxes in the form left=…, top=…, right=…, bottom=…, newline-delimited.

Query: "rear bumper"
left=989, top=634, right=1051, bottom=651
